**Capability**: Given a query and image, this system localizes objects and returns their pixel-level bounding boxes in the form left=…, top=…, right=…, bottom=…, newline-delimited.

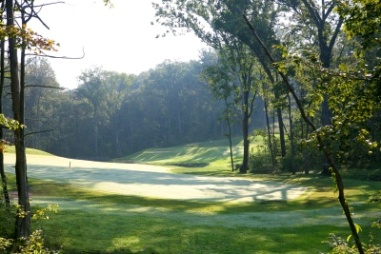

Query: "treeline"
left=1, top=57, right=266, bottom=160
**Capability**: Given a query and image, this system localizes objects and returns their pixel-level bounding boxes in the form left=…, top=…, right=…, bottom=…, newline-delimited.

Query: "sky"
left=30, top=0, right=208, bottom=89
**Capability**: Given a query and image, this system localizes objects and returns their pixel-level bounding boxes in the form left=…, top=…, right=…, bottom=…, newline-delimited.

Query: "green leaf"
left=355, top=223, right=362, bottom=233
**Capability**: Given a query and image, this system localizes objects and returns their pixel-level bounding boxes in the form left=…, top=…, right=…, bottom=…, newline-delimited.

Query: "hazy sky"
left=30, top=0, right=207, bottom=89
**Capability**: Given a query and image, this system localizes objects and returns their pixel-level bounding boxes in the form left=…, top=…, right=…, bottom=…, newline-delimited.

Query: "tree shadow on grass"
left=10, top=164, right=307, bottom=202
left=61, top=248, right=158, bottom=254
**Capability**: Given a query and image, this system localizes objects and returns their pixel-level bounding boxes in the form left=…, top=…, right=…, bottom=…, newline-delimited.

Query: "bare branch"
left=26, top=47, right=86, bottom=60
left=24, top=129, right=55, bottom=138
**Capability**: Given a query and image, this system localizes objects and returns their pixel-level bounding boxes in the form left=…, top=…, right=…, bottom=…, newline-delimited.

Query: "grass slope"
left=116, top=136, right=266, bottom=175
left=4, top=146, right=53, bottom=156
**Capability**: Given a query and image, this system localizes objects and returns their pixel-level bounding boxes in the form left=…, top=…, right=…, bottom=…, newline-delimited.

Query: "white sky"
left=30, top=0, right=207, bottom=89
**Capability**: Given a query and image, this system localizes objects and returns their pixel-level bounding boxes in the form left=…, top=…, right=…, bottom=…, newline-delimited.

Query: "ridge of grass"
left=115, top=137, right=245, bottom=165
left=114, top=136, right=268, bottom=175
left=4, top=146, right=53, bottom=156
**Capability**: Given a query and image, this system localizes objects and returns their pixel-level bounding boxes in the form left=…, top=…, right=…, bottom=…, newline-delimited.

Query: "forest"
left=0, top=0, right=381, bottom=253
left=4, top=57, right=265, bottom=161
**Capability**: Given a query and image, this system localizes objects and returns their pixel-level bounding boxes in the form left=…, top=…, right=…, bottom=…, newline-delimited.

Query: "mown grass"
left=4, top=146, right=53, bottom=156
left=115, top=136, right=268, bottom=176
left=2, top=141, right=381, bottom=253
left=117, top=138, right=243, bottom=164
left=4, top=170, right=380, bottom=253
left=42, top=213, right=347, bottom=254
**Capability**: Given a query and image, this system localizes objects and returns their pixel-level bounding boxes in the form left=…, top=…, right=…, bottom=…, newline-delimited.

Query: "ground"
left=3, top=153, right=306, bottom=203
left=3, top=153, right=364, bottom=243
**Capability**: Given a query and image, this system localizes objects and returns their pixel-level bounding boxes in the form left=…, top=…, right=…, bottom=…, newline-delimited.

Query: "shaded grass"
left=42, top=211, right=344, bottom=254
left=37, top=199, right=379, bottom=254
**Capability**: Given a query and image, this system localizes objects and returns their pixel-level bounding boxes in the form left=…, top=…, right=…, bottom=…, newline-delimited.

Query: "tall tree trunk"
left=224, top=98, right=235, bottom=172
left=263, top=97, right=276, bottom=168
left=288, top=94, right=296, bottom=174
left=277, top=107, right=286, bottom=158
left=240, top=89, right=250, bottom=174
left=274, top=76, right=286, bottom=159
left=0, top=23, right=10, bottom=208
left=94, top=106, right=99, bottom=160
left=6, top=0, right=31, bottom=239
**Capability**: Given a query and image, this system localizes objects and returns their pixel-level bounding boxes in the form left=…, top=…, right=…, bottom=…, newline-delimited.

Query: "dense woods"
left=1, top=58, right=264, bottom=161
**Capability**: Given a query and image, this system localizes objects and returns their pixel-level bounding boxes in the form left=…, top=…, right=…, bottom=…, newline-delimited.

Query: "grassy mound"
left=115, top=136, right=266, bottom=175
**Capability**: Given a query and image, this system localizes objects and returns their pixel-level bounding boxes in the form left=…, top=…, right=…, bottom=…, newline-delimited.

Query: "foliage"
left=0, top=23, right=58, bottom=55
left=0, top=114, right=23, bottom=131
left=0, top=203, right=13, bottom=239
left=337, top=0, right=381, bottom=50
left=0, top=237, right=12, bottom=254
left=0, top=204, right=60, bottom=254
left=249, top=130, right=276, bottom=173
left=15, top=229, right=58, bottom=254
left=18, top=60, right=263, bottom=160
left=324, top=233, right=381, bottom=254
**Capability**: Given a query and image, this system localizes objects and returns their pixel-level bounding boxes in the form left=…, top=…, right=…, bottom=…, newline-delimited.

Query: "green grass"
left=2, top=139, right=381, bottom=253
left=116, top=137, right=243, bottom=165
left=33, top=179, right=380, bottom=253
left=4, top=146, right=53, bottom=156
left=3, top=171, right=379, bottom=253
left=116, top=136, right=268, bottom=175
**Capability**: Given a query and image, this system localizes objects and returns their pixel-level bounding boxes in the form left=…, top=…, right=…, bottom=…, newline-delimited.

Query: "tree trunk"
left=224, top=98, right=235, bottom=172
left=288, top=94, right=296, bottom=174
left=277, top=107, right=286, bottom=158
left=264, top=97, right=276, bottom=168
left=0, top=26, right=10, bottom=208
left=7, top=0, right=31, bottom=238
left=240, top=89, right=250, bottom=174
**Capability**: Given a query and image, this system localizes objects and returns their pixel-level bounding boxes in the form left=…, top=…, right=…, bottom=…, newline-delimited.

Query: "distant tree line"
left=1, top=57, right=266, bottom=161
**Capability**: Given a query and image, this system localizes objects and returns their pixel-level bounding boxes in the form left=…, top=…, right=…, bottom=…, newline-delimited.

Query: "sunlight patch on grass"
left=112, top=236, right=141, bottom=252
left=116, top=137, right=245, bottom=165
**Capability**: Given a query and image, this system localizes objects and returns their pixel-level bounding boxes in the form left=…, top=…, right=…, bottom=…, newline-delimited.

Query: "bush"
left=323, top=233, right=381, bottom=254
left=0, top=203, right=61, bottom=254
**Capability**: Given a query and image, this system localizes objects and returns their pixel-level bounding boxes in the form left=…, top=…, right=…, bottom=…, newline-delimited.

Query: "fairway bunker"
left=4, top=154, right=307, bottom=202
